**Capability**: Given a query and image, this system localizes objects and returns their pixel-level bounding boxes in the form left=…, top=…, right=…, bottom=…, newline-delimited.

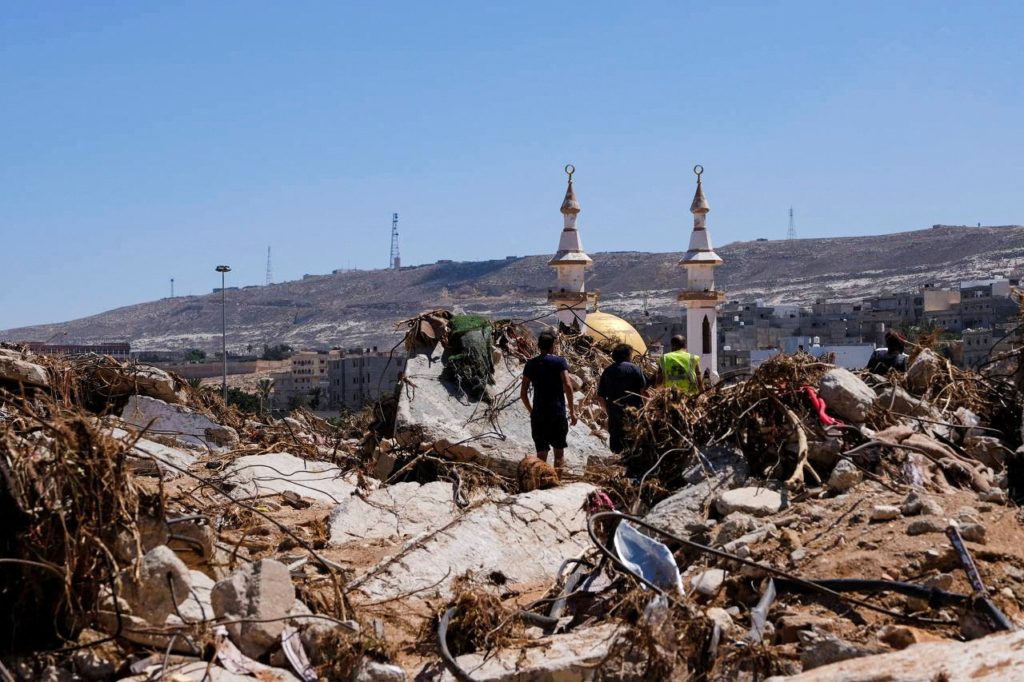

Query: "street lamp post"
left=216, top=265, right=231, bottom=401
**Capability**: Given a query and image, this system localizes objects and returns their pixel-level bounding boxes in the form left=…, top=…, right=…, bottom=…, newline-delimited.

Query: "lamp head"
left=215, top=265, right=231, bottom=273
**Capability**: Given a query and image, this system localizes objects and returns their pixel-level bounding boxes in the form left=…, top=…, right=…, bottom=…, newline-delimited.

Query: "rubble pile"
left=3, top=319, right=1024, bottom=681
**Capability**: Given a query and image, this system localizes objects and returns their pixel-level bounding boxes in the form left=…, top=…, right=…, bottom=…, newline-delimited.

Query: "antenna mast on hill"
left=787, top=207, right=797, bottom=240
left=265, top=246, right=273, bottom=285
left=389, top=213, right=401, bottom=269
left=170, top=278, right=174, bottom=298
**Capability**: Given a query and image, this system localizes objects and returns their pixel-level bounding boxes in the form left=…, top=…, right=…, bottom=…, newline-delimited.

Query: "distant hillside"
left=4, top=225, right=1023, bottom=352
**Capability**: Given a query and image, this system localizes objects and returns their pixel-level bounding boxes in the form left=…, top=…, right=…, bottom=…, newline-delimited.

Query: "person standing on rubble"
left=656, top=335, right=701, bottom=395
left=867, top=330, right=909, bottom=375
left=597, top=343, right=646, bottom=454
left=521, top=330, right=578, bottom=470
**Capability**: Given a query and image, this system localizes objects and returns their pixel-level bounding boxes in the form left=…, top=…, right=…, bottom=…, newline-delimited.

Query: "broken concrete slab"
left=121, top=545, right=191, bottom=626
left=396, top=346, right=610, bottom=478
left=121, top=661, right=300, bottom=682
left=0, top=352, right=48, bottom=388
left=330, top=480, right=479, bottom=545
left=108, top=426, right=197, bottom=477
left=93, top=363, right=181, bottom=403
left=354, top=482, right=596, bottom=602
left=222, top=452, right=359, bottom=504
left=121, top=395, right=238, bottom=450
left=440, top=622, right=620, bottom=682
left=771, top=629, right=1024, bottom=681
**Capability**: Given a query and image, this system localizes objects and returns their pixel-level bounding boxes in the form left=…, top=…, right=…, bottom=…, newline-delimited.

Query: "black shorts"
left=531, top=413, right=569, bottom=452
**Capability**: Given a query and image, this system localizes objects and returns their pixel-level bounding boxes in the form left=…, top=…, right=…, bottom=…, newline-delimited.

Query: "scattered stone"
left=715, top=486, right=783, bottom=517
left=706, top=607, right=734, bottom=632
left=281, top=490, right=312, bottom=509
left=355, top=661, right=406, bottom=682
left=714, top=512, right=759, bottom=545
left=877, top=624, right=945, bottom=650
left=790, top=547, right=807, bottom=562
left=901, top=491, right=924, bottom=516
left=819, top=369, right=875, bottom=423
left=870, top=504, right=901, bottom=522
left=980, top=488, right=1008, bottom=504
left=906, top=348, right=942, bottom=395
left=777, top=614, right=833, bottom=644
left=959, top=522, right=987, bottom=544
left=828, top=460, right=862, bottom=492
left=800, top=635, right=880, bottom=671
left=924, top=573, right=954, bottom=591
left=920, top=498, right=944, bottom=516
left=122, top=545, right=191, bottom=625
left=691, top=568, right=726, bottom=596
left=906, top=517, right=945, bottom=536
left=645, top=446, right=749, bottom=535
left=211, top=558, right=296, bottom=659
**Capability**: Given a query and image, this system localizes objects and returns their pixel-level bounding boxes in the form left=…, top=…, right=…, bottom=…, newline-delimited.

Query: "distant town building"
left=327, top=348, right=406, bottom=410
left=24, top=341, right=131, bottom=362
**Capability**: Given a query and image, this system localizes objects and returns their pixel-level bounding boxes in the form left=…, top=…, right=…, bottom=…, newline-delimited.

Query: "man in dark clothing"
left=597, top=344, right=646, bottom=454
left=867, top=330, right=909, bottom=375
left=520, top=331, right=577, bottom=470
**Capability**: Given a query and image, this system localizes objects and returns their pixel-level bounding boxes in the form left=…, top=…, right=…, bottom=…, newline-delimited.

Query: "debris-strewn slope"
left=3, top=225, right=1023, bottom=351
left=4, top=311, right=1024, bottom=681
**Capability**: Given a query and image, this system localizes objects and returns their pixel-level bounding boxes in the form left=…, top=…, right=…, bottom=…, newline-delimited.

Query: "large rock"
left=906, top=348, right=942, bottom=395
left=819, top=369, right=875, bottom=423
left=715, top=487, right=783, bottom=517
left=396, top=346, right=610, bottom=477
left=222, top=452, right=359, bottom=504
left=645, top=446, right=749, bottom=536
left=211, top=559, right=296, bottom=659
left=330, top=480, right=472, bottom=545
left=121, top=395, right=238, bottom=450
left=440, top=623, right=619, bottom=682
left=770, top=629, right=1024, bottom=681
left=827, top=460, right=863, bottom=492
left=121, top=661, right=299, bottom=682
left=354, top=483, right=596, bottom=602
left=876, top=385, right=944, bottom=423
left=0, top=351, right=49, bottom=387
left=121, top=546, right=191, bottom=625
left=93, top=363, right=181, bottom=403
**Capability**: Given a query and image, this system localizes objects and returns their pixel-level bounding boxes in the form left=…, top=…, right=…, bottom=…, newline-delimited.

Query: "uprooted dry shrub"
left=311, top=622, right=396, bottom=681
left=622, top=353, right=832, bottom=491
left=0, top=395, right=150, bottom=653
left=425, top=574, right=524, bottom=658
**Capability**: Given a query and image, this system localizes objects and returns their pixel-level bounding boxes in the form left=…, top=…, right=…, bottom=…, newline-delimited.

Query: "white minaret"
left=548, top=164, right=593, bottom=327
left=678, top=164, right=726, bottom=375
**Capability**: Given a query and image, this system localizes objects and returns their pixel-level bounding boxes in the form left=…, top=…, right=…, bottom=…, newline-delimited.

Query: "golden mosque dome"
left=582, top=311, right=648, bottom=355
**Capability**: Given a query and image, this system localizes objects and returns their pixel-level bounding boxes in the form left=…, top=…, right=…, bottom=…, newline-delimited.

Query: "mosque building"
left=546, top=164, right=725, bottom=368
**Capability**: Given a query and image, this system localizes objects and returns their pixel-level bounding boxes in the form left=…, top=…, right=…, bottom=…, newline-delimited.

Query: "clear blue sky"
left=2, top=1, right=1022, bottom=328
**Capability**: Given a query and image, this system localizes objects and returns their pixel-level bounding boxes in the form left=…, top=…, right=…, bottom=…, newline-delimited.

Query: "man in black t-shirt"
left=597, top=344, right=646, bottom=454
left=520, top=330, right=577, bottom=470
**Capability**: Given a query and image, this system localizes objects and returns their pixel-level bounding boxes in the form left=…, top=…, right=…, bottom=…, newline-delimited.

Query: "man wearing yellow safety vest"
left=656, top=335, right=702, bottom=395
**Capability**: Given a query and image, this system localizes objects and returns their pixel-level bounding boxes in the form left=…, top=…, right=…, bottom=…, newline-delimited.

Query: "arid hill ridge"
left=4, top=225, right=1023, bottom=352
